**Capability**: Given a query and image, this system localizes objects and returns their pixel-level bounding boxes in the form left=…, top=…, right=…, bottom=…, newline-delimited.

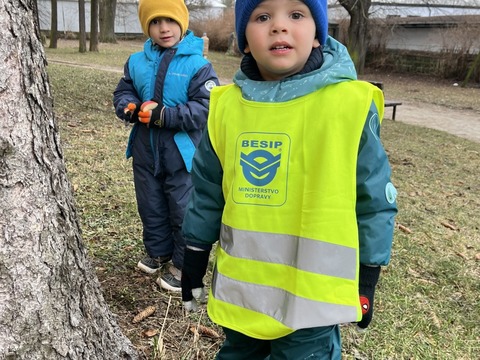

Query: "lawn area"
left=44, top=40, right=480, bottom=360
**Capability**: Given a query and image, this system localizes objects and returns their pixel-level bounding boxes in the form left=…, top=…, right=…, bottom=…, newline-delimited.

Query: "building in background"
left=328, top=0, right=480, bottom=53
left=328, top=0, right=480, bottom=20
left=37, top=0, right=227, bottom=36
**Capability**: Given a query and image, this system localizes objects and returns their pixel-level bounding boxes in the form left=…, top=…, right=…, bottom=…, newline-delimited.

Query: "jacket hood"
left=233, top=36, right=357, bottom=103
left=143, top=30, right=203, bottom=61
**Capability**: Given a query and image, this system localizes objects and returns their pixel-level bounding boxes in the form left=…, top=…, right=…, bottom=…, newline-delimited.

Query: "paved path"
left=388, top=101, right=480, bottom=143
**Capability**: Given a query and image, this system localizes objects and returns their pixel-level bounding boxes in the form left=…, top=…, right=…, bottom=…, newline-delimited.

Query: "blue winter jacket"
left=183, top=37, right=398, bottom=266
left=113, top=32, right=219, bottom=172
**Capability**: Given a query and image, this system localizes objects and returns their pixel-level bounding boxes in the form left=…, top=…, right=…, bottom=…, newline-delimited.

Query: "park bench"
left=368, top=81, right=402, bottom=121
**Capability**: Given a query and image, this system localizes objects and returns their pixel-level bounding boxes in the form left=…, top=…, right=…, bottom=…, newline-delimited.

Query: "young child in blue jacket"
left=180, top=0, right=398, bottom=358
left=113, top=0, right=219, bottom=292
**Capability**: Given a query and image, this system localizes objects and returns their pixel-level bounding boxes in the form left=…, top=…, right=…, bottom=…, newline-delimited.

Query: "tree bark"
left=49, top=0, right=57, bottom=48
left=99, top=0, right=117, bottom=43
left=78, top=0, right=87, bottom=52
left=0, top=0, right=137, bottom=358
left=339, top=0, right=372, bottom=74
left=90, top=0, right=99, bottom=52
left=462, top=51, right=480, bottom=86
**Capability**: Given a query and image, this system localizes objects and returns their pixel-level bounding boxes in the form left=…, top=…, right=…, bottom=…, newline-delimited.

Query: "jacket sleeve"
left=163, top=63, right=220, bottom=132
left=182, top=128, right=224, bottom=250
left=356, top=101, right=398, bottom=266
left=112, top=58, right=142, bottom=121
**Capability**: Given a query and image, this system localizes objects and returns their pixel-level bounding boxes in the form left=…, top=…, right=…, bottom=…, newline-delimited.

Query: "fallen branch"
left=397, top=223, right=412, bottom=234
left=441, top=221, right=457, bottom=231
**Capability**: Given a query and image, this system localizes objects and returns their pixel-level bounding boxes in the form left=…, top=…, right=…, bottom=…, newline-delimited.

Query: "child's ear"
left=312, top=38, right=321, bottom=49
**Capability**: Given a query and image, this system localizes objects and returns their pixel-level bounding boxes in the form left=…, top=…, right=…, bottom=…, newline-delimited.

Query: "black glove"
left=181, top=247, right=210, bottom=311
left=123, top=103, right=140, bottom=123
left=138, top=100, right=164, bottom=128
left=357, top=264, right=381, bottom=330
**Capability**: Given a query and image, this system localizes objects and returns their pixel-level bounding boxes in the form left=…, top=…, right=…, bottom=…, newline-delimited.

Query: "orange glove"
left=123, top=103, right=140, bottom=123
left=138, top=100, right=164, bottom=128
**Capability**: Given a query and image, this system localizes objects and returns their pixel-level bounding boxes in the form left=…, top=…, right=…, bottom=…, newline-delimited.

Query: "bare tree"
left=462, top=51, right=480, bottom=86
left=49, top=0, right=58, bottom=48
left=33, top=0, right=45, bottom=44
left=99, top=0, right=117, bottom=43
left=0, top=0, right=138, bottom=358
left=79, top=0, right=87, bottom=52
left=338, top=0, right=372, bottom=74
left=90, top=0, right=99, bottom=52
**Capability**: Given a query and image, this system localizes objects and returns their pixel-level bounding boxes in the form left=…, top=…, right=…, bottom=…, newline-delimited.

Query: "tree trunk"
left=33, top=0, right=46, bottom=45
left=99, top=0, right=117, bottom=43
left=462, top=51, right=480, bottom=87
left=339, top=0, right=372, bottom=74
left=78, top=0, right=87, bottom=52
left=49, top=0, right=57, bottom=48
left=226, top=31, right=240, bottom=57
left=0, top=1, right=138, bottom=358
left=90, top=0, right=99, bottom=52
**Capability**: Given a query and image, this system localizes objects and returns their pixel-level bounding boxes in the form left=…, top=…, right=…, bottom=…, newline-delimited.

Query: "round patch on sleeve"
left=204, top=80, right=216, bottom=92
left=385, top=182, right=397, bottom=204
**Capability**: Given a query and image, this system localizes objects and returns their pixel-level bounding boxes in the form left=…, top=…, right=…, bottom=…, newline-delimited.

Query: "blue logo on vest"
left=240, top=150, right=281, bottom=186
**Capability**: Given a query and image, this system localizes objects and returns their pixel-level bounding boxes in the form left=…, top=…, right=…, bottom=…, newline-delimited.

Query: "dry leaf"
left=132, top=305, right=156, bottom=324
left=142, top=328, right=159, bottom=338
left=430, top=311, right=441, bottom=329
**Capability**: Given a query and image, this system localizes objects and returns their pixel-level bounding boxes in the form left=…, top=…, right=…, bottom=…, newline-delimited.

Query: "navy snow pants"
left=131, top=125, right=192, bottom=269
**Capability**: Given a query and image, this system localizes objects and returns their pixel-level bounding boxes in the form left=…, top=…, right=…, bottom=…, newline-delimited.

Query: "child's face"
left=149, top=17, right=182, bottom=48
left=244, top=0, right=320, bottom=81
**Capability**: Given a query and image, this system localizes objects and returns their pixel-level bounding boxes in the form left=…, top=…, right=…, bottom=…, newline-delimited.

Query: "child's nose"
left=159, top=20, right=169, bottom=31
left=271, top=21, right=287, bottom=34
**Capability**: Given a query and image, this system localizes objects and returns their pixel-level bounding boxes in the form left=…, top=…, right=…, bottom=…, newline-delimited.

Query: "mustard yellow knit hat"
left=138, top=0, right=189, bottom=37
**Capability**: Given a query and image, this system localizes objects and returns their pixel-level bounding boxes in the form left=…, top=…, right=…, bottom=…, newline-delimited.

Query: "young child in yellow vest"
left=181, top=0, right=398, bottom=358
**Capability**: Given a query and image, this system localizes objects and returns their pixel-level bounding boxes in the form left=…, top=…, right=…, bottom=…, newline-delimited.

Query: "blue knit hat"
left=235, top=0, right=328, bottom=54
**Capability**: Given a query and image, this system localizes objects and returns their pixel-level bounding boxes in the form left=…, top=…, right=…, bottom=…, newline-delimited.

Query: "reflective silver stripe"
left=211, top=270, right=358, bottom=329
left=221, top=224, right=356, bottom=280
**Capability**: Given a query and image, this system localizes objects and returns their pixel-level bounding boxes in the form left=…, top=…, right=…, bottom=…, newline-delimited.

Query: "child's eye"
left=291, top=12, right=304, bottom=20
left=151, top=19, right=159, bottom=25
left=256, top=14, right=270, bottom=22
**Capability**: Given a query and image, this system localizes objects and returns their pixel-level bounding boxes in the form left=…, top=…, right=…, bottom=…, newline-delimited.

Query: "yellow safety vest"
left=206, top=81, right=384, bottom=340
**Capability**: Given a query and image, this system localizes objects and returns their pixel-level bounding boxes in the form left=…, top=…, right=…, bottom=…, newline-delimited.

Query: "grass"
left=44, top=40, right=480, bottom=359
left=45, top=39, right=241, bottom=82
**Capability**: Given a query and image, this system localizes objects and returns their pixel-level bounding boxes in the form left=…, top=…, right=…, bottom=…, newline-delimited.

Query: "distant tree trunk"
left=99, top=0, right=117, bottom=43
left=339, top=0, right=372, bottom=74
left=49, top=0, right=58, bottom=48
left=79, top=0, right=87, bottom=52
left=462, top=51, right=480, bottom=87
left=90, top=0, right=99, bottom=51
left=0, top=1, right=138, bottom=358
left=226, top=31, right=240, bottom=57
left=33, top=0, right=46, bottom=44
